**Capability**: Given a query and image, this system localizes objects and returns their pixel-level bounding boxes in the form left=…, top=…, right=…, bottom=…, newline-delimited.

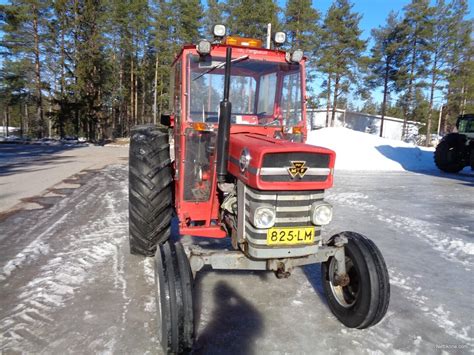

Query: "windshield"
left=458, top=117, right=474, bottom=133
left=188, top=54, right=303, bottom=126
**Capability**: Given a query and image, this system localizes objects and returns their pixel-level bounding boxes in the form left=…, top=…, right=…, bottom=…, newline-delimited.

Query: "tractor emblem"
left=287, top=161, right=308, bottom=178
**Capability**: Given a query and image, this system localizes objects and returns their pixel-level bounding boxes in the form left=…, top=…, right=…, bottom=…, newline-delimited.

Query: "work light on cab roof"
left=128, top=22, right=391, bottom=355
left=196, top=24, right=302, bottom=65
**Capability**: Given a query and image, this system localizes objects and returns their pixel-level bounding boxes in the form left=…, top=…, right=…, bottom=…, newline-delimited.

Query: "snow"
left=307, top=127, right=436, bottom=171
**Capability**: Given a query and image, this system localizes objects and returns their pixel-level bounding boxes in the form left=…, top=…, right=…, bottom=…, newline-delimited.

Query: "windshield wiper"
left=193, top=55, right=249, bottom=81
left=263, top=118, right=281, bottom=126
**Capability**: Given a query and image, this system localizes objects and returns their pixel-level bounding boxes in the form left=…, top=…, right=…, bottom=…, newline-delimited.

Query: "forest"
left=0, top=0, right=472, bottom=145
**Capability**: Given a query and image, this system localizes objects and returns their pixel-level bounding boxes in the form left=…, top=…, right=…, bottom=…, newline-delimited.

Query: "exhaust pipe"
left=216, top=47, right=232, bottom=183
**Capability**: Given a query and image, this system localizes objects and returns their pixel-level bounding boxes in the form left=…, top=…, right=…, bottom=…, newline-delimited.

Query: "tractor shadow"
left=302, top=263, right=329, bottom=308
left=192, top=280, right=264, bottom=354
left=376, top=145, right=474, bottom=186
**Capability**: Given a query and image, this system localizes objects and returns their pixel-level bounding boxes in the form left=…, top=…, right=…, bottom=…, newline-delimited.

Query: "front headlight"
left=311, top=202, right=333, bottom=225
left=252, top=206, right=276, bottom=229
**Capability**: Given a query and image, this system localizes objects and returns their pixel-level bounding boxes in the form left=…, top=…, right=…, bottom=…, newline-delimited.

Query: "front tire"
left=322, top=232, right=390, bottom=329
left=434, top=137, right=467, bottom=173
left=155, top=241, right=194, bottom=354
left=129, top=125, right=173, bottom=256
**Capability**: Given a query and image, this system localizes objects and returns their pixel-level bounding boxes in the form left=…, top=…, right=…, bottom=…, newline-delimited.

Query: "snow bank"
left=307, top=127, right=436, bottom=171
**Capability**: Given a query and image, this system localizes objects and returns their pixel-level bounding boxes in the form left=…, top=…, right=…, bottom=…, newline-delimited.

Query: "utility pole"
left=437, top=105, right=443, bottom=136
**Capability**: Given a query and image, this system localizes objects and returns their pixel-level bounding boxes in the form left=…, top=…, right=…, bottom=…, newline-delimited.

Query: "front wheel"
left=322, top=232, right=390, bottom=329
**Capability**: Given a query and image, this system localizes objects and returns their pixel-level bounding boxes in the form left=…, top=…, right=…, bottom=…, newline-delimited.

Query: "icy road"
left=0, top=164, right=473, bottom=354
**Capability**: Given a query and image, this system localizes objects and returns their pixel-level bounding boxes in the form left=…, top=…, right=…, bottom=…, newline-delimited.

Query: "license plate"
left=267, top=227, right=314, bottom=245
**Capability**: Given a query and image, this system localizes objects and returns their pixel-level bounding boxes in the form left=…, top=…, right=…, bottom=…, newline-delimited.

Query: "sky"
left=309, top=0, right=473, bottom=41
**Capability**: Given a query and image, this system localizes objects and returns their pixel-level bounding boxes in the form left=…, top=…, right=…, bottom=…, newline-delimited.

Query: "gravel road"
left=0, top=144, right=128, bottom=213
left=0, top=161, right=473, bottom=354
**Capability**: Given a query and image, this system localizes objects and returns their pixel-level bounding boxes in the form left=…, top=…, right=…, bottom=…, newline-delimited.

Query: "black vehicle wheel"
left=434, top=138, right=466, bottom=173
left=154, top=241, right=194, bottom=354
left=322, top=232, right=390, bottom=329
left=129, top=124, right=173, bottom=256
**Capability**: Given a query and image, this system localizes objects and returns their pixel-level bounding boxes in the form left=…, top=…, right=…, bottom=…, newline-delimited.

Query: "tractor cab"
left=168, top=30, right=335, bottom=239
left=456, top=114, right=474, bottom=137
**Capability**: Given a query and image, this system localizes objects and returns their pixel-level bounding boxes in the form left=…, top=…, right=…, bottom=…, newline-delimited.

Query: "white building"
left=307, top=108, right=423, bottom=141
left=0, top=126, right=21, bottom=137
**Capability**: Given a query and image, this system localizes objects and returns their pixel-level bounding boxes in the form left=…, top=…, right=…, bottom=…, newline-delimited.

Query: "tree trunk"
left=380, top=63, right=389, bottom=138
left=130, top=56, right=134, bottom=126
left=325, top=73, right=332, bottom=127
left=74, top=0, right=80, bottom=137
left=331, top=74, right=340, bottom=127
left=59, top=16, right=66, bottom=138
left=134, top=48, right=139, bottom=125
left=119, top=52, right=124, bottom=136
left=141, top=71, right=146, bottom=123
left=153, top=54, right=159, bottom=124
left=159, top=70, right=164, bottom=114
left=20, top=102, right=24, bottom=138
left=33, top=4, right=44, bottom=138
left=426, top=55, right=438, bottom=147
left=404, top=33, right=418, bottom=138
left=141, top=43, right=146, bottom=123
left=460, top=83, right=466, bottom=115
left=4, top=107, right=9, bottom=137
left=25, top=103, right=29, bottom=136
left=135, top=65, right=139, bottom=125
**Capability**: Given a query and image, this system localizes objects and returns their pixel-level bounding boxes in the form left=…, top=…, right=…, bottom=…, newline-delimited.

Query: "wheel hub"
left=329, top=256, right=359, bottom=308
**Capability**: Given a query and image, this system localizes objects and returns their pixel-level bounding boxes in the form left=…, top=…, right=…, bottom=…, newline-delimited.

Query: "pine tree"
left=75, top=0, right=108, bottom=140
left=444, top=1, right=472, bottom=132
left=172, top=0, right=203, bottom=44
left=1, top=0, right=51, bottom=138
left=423, top=0, right=459, bottom=145
left=284, top=0, right=320, bottom=52
left=226, top=0, right=279, bottom=39
left=150, top=0, right=174, bottom=124
left=400, top=0, right=433, bottom=137
left=367, top=11, right=407, bottom=136
left=318, top=0, right=366, bottom=127
left=284, top=0, right=321, bottom=103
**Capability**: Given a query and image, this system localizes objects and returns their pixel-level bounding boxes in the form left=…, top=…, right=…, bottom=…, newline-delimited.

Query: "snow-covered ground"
left=307, top=127, right=438, bottom=172
left=0, top=164, right=473, bottom=354
left=0, top=131, right=473, bottom=353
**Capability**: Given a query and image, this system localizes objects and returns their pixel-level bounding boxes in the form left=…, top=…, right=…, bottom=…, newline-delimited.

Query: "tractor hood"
left=228, top=133, right=336, bottom=190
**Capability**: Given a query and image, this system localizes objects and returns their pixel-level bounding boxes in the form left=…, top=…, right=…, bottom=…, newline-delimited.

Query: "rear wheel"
left=434, top=137, right=466, bottom=173
left=129, top=125, right=173, bottom=256
left=154, top=241, right=194, bottom=354
left=322, top=232, right=390, bottom=329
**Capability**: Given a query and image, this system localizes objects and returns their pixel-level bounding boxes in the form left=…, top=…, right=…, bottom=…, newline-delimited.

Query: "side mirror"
left=160, top=113, right=171, bottom=127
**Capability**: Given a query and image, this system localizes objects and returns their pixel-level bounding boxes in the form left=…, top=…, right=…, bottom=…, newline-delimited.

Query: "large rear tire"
left=155, top=241, right=194, bottom=354
left=322, top=232, right=390, bottom=329
left=129, top=125, right=173, bottom=256
left=434, top=137, right=466, bottom=173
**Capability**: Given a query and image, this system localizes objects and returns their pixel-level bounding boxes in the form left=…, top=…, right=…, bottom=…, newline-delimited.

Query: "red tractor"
left=129, top=25, right=390, bottom=353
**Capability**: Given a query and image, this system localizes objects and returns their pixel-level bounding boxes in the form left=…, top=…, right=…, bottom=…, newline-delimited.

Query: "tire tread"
left=129, top=124, right=173, bottom=256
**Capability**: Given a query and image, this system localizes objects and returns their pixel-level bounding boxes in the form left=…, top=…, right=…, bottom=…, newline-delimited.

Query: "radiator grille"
left=243, top=186, right=324, bottom=244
